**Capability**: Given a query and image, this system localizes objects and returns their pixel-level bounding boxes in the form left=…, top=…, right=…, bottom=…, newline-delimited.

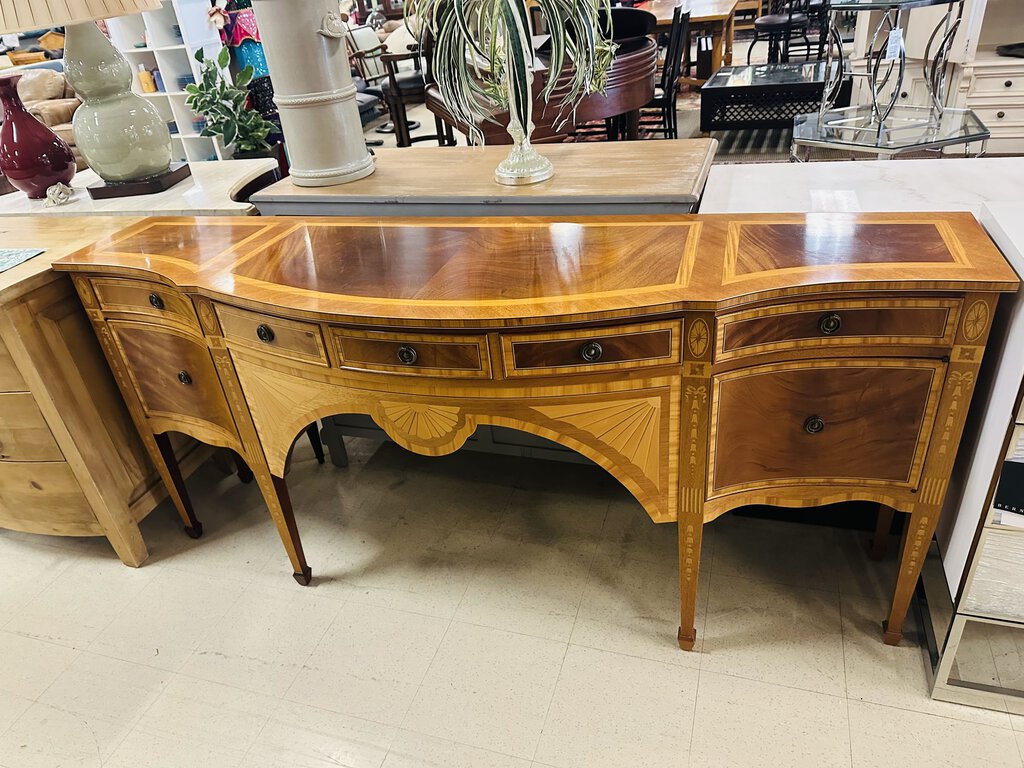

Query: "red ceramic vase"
left=0, top=74, right=76, bottom=199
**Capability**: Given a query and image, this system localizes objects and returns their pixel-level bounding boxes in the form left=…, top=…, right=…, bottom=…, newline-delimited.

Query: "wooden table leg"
left=883, top=505, right=939, bottom=645
left=624, top=110, right=640, bottom=140
left=724, top=13, right=736, bottom=66
left=305, top=422, right=326, bottom=465
left=868, top=503, right=895, bottom=561
left=255, top=470, right=312, bottom=585
left=711, top=24, right=725, bottom=73
left=153, top=432, right=203, bottom=539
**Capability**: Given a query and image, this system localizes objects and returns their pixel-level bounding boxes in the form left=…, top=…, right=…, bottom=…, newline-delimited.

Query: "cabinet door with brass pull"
left=709, top=359, right=946, bottom=496
left=107, top=321, right=238, bottom=441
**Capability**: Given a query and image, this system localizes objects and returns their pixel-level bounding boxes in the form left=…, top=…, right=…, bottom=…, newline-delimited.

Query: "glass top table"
left=703, top=61, right=834, bottom=90
left=792, top=104, right=990, bottom=158
left=829, top=0, right=958, bottom=9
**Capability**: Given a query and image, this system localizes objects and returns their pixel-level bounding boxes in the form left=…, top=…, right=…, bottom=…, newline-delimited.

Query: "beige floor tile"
left=0, top=631, right=79, bottom=699
left=403, top=622, right=566, bottom=760
left=700, top=573, right=846, bottom=697
left=241, top=699, right=395, bottom=768
left=87, top=568, right=248, bottom=671
left=132, top=675, right=275, bottom=754
left=37, top=652, right=170, bottom=728
left=180, top=582, right=342, bottom=697
left=842, top=595, right=1012, bottom=728
left=848, top=700, right=1022, bottom=768
left=690, top=671, right=852, bottom=768
left=571, top=551, right=706, bottom=669
left=287, top=602, right=448, bottom=726
left=455, top=537, right=595, bottom=642
left=534, top=645, right=697, bottom=768
left=0, top=700, right=132, bottom=767
left=106, top=727, right=248, bottom=768
left=832, top=530, right=899, bottom=601
left=329, top=520, right=487, bottom=619
left=711, top=515, right=843, bottom=592
left=0, top=538, right=70, bottom=626
left=383, top=729, right=531, bottom=768
left=597, top=496, right=712, bottom=568
left=0, top=691, right=31, bottom=736
left=4, top=559, right=156, bottom=649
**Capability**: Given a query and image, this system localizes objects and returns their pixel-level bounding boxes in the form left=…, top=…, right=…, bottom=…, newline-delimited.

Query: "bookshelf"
left=106, top=0, right=229, bottom=163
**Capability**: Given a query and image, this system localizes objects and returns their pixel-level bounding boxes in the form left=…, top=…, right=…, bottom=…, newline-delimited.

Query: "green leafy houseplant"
left=184, top=47, right=275, bottom=154
left=406, top=0, right=616, bottom=185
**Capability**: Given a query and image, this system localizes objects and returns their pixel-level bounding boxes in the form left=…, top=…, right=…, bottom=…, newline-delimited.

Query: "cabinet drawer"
left=969, top=73, right=1024, bottom=98
left=331, top=328, right=490, bottom=378
left=0, top=461, right=98, bottom=536
left=91, top=278, right=198, bottom=329
left=970, top=104, right=1024, bottom=127
left=0, top=335, right=26, bottom=391
left=501, top=321, right=680, bottom=377
left=709, top=359, right=945, bottom=496
left=963, top=530, right=1024, bottom=622
left=109, top=321, right=237, bottom=438
left=716, top=299, right=959, bottom=360
left=0, top=393, right=62, bottom=461
left=216, top=305, right=328, bottom=367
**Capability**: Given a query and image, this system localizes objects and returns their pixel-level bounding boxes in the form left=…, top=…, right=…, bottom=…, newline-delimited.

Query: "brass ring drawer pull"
left=148, top=292, right=164, bottom=310
left=396, top=345, right=418, bottom=365
left=256, top=324, right=275, bottom=343
left=818, top=313, right=842, bottom=335
left=804, top=416, right=825, bottom=434
left=580, top=341, right=604, bottom=363
left=177, top=370, right=193, bottom=386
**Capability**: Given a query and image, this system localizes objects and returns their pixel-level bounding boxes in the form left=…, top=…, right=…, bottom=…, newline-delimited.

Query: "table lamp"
left=0, top=0, right=190, bottom=199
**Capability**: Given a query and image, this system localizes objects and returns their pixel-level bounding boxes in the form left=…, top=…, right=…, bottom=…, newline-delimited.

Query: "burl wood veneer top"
left=54, top=213, right=1019, bottom=328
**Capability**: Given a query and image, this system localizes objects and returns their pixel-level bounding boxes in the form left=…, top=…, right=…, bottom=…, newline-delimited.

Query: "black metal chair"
left=747, top=0, right=812, bottom=64
left=380, top=46, right=455, bottom=148
left=640, top=6, right=690, bottom=139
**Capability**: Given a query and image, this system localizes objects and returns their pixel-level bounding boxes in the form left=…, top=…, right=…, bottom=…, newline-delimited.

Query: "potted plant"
left=184, top=47, right=277, bottom=159
left=407, top=0, right=616, bottom=185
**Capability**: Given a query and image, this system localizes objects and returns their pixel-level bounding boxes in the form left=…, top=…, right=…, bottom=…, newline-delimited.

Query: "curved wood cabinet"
left=54, top=212, right=1019, bottom=652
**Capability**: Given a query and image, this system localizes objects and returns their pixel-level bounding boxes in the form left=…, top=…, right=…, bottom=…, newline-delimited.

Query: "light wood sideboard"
left=54, top=213, right=1018, bottom=649
left=0, top=217, right=211, bottom=565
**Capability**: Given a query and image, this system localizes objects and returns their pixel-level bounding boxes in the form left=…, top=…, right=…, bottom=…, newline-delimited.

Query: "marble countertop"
left=0, top=158, right=280, bottom=217
left=700, top=158, right=1024, bottom=215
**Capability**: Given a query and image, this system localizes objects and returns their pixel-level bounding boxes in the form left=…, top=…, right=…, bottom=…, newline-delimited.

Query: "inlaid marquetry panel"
left=103, top=220, right=273, bottom=266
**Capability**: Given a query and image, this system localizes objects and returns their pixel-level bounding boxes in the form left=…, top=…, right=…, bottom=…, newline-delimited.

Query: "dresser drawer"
left=0, top=393, right=62, bottom=461
left=331, top=328, right=490, bottom=378
left=0, top=461, right=98, bottom=536
left=109, top=321, right=237, bottom=438
left=709, top=359, right=945, bottom=496
left=216, top=305, right=329, bottom=367
left=90, top=278, right=198, bottom=329
left=0, top=335, right=27, bottom=391
left=501, top=321, right=680, bottom=377
left=970, top=104, right=1024, bottom=128
left=969, top=73, right=1024, bottom=98
left=963, top=530, right=1024, bottom=622
left=716, top=299, right=959, bottom=360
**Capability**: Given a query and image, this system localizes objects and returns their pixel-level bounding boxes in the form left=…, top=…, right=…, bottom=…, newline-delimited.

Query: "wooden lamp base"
left=86, top=162, right=191, bottom=200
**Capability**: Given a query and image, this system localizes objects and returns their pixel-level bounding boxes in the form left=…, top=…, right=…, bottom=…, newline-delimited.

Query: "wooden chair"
left=747, top=0, right=812, bottom=64
left=640, top=6, right=690, bottom=139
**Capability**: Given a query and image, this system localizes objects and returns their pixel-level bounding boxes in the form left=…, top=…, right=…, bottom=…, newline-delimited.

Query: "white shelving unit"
left=106, top=0, right=229, bottom=163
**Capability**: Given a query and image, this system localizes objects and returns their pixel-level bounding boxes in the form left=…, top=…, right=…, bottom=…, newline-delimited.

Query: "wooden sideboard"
left=0, top=217, right=210, bottom=565
left=54, top=213, right=1018, bottom=650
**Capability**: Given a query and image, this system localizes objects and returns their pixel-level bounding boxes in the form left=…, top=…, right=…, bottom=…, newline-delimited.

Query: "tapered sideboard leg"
left=678, top=514, right=704, bottom=651
left=255, top=471, right=312, bottom=586
left=883, top=506, right=940, bottom=646
left=151, top=432, right=203, bottom=538
left=232, top=452, right=254, bottom=484
left=867, top=503, right=895, bottom=562
left=305, top=422, right=326, bottom=465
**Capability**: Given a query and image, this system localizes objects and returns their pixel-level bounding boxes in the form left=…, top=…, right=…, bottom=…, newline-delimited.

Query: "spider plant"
left=407, top=0, right=616, bottom=184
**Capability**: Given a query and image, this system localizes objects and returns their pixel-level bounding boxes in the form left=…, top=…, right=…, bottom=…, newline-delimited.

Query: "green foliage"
left=406, top=0, right=616, bottom=144
left=185, top=47, right=274, bottom=153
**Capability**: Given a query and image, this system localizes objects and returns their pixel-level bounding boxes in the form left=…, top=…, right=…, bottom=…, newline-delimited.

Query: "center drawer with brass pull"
left=500, top=320, right=681, bottom=377
left=216, top=304, right=329, bottom=367
left=330, top=327, right=491, bottom=378
left=708, top=358, right=946, bottom=496
left=716, top=298, right=960, bottom=361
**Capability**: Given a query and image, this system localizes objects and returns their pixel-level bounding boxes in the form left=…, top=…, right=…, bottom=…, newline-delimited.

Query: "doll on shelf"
left=208, top=0, right=269, bottom=79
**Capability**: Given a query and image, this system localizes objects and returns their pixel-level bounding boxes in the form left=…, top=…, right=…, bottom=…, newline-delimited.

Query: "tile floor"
left=1, top=437, right=1023, bottom=768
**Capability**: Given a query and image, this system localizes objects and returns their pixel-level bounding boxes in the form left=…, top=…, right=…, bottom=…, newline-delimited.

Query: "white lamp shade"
left=0, top=0, right=162, bottom=34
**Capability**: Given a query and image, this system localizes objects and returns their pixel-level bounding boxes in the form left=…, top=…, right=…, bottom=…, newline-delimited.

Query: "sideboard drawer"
left=709, top=359, right=945, bottom=495
left=500, top=321, right=681, bottom=377
left=717, top=299, right=959, bottom=360
left=331, top=328, right=490, bottom=378
left=217, top=305, right=329, bottom=367
left=91, top=278, right=198, bottom=329
left=109, top=321, right=237, bottom=437
left=0, top=393, right=62, bottom=461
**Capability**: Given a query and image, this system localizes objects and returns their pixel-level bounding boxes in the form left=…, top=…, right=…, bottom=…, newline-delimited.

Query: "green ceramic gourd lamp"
left=0, top=0, right=185, bottom=196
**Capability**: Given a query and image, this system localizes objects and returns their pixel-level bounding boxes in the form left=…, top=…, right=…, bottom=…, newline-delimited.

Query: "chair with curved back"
left=747, top=0, right=812, bottom=64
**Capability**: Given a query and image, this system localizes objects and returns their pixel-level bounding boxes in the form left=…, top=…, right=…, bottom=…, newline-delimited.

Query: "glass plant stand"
left=792, top=103, right=990, bottom=159
left=793, top=0, right=989, bottom=158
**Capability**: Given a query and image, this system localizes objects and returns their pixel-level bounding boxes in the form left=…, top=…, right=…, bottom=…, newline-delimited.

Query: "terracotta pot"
left=0, top=74, right=76, bottom=199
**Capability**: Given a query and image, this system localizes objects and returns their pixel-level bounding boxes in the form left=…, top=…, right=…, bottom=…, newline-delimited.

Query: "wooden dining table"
left=638, top=0, right=740, bottom=84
